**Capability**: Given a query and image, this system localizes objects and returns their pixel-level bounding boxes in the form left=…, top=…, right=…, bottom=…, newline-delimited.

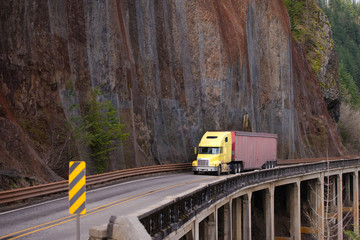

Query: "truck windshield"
left=199, top=147, right=219, bottom=154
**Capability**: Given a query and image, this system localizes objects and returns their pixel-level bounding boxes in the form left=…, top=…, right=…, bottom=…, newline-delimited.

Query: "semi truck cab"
left=192, top=131, right=232, bottom=175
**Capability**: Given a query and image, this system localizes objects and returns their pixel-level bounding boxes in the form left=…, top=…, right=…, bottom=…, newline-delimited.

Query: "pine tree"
left=66, top=83, right=129, bottom=174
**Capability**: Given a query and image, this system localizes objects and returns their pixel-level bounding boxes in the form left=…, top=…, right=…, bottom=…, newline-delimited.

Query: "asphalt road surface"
left=0, top=172, right=223, bottom=240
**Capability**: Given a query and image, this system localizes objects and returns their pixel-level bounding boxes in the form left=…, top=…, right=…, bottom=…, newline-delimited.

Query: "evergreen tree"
left=83, top=89, right=129, bottom=173
left=66, top=82, right=129, bottom=174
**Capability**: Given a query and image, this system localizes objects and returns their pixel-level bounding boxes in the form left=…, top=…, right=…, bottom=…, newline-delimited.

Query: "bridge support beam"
left=204, top=213, right=216, bottom=240
left=194, top=218, right=199, bottom=240
left=217, top=203, right=231, bottom=240
left=317, top=174, right=325, bottom=240
left=243, top=193, right=252, bottom=240
left=337, top=174, right=343, bottom=240
left=224, top=203, right=231, bottom=240
left=345, top=174, right=351, bottom=205
left=290, top=182, right=301, bottom=240
left=265, top=185, right=274, bottom=240
left=232, top=197, right=242, bottom=239
left=354, top=172, right=359, bottom=235
left=327, top=176, right=336, bottom=213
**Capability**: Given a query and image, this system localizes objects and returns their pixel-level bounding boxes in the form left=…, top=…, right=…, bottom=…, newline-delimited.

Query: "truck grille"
left=197, top=159, right=209, bottom=166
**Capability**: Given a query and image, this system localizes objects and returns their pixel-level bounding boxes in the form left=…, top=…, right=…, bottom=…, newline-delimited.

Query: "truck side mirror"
left=194, top=147, right=197, bottom=154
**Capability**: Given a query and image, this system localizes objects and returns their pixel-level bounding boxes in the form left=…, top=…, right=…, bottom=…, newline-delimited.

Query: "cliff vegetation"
left=284, top=0, right=341, bottom=122
left=316, top=0, right=360, bottom=153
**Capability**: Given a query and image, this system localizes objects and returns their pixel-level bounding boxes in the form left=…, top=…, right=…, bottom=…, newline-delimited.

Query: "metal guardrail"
left=138, top=158, right=360, bottom=240
left=0, top=163, right=192, bottom=205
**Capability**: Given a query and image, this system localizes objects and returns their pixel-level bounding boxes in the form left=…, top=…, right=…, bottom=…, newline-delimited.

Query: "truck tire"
left=238, top=164, right=242, bottom=173
left=265, top=161, right=270, bottom=169
left=216, top=165, right=221, bottom=176
left=236, top=164, right=239, bottom=173
left=231, top=164, right=236, bottom=174
left=193, top=171, right=198, bottom=175
left=226, top=166, right=230, bottom=175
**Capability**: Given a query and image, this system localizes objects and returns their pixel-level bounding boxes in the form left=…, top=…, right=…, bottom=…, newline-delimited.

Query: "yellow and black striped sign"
left=69, top=161, right=86, bottom=215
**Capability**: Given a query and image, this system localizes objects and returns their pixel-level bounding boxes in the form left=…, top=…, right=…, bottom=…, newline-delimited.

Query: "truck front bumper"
left=193, top=166, right=218, bottom=172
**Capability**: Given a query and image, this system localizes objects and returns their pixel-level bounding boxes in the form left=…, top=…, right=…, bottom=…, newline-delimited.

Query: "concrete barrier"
left=89, top=216, right=151, bottom=240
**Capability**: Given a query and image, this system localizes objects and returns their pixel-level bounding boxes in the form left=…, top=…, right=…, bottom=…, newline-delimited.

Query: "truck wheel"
left=238, top=164, right=242, bottom=173
left=235, top=164, right=240, bottom=174
left=216, top=166, right=221, bottom=176
left=231, top=165, right=236, bottom=174
left=262, top=162, right=267, bottom=169
left=193, top=171, right=198, bottom=175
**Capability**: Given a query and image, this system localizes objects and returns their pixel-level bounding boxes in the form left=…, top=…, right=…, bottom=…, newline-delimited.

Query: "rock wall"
left=297, top=0, right=341, bottom=122
left=0, top=0, right=346, bottom=185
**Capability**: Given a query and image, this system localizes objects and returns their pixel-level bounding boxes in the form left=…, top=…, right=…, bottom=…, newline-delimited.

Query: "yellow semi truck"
left=192, top=131, right=278, bottom=175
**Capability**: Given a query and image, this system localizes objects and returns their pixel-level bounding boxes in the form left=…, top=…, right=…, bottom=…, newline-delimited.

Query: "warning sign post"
left=69, top=161, right=86, bottom=240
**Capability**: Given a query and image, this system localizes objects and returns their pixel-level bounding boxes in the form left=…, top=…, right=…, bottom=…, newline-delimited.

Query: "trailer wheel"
left=238, top=164, right=242, bottom=173
left=216, top=165, right=221, bottom=176
left=235, top=164, right=239, bottom=173
left=263, top=161, right=268, bottom=169
left=231, top=164, right=236, bottom=174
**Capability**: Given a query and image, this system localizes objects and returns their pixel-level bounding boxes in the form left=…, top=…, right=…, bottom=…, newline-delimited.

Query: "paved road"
left=0, top=172, right=223, bottom=240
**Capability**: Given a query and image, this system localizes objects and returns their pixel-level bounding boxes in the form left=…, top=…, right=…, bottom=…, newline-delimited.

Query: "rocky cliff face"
left=0, top=0, right=346, bottom=187
left=297, top=0, right=341, bottom=122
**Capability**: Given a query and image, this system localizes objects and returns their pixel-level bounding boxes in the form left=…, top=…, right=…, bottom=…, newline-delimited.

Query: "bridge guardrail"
left=138, top=158, right=360, bottom=239
left=0, top=163, right=192, bottom=205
